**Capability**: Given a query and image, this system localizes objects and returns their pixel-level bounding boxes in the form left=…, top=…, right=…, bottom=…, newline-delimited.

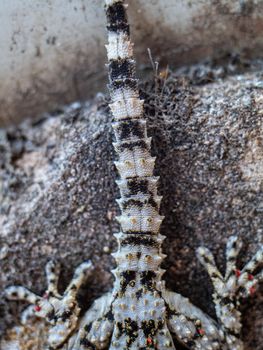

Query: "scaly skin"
left=5, top=1, right=263, bottom=350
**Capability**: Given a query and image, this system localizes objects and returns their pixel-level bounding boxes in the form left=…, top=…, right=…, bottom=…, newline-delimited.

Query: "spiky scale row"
left=3, top=1, right=263, bottom=350
left=105, top=0, right=165, bottom=267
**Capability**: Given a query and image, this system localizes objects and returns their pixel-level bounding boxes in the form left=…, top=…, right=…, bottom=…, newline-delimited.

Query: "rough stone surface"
left=0, top=61, right=262, bottom=349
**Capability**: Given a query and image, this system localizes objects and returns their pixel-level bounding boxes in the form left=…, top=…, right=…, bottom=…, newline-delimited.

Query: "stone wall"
left=1, top=0, right=263, bottom=125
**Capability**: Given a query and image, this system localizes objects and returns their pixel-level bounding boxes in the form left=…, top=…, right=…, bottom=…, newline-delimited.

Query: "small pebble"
left=0, top=244, right=9, bottom=260
left=103, top=246, right=110, bottom=253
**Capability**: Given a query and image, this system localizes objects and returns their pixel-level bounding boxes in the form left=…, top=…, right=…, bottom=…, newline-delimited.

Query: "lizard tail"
left=105, top=0, right=166, bottom=282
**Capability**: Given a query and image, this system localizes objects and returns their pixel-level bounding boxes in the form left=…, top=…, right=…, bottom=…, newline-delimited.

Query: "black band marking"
left=121, top=235, right=159, bottom=248
left=106, top=2, right=129, bottom=34
left=125, top=230, right=155, bottom=235
left=122, top=198, right=144, bottom=209
left=116, top=139, right=148, bottom=152
left=120, top=197, right=158, bottom=212
left=115, top=119, right=145, bottom=141
left=109, top=78, right=138, bottom=91
left=127, top=178, right=149, bottom=195
left=109, top=58, right=135, bottom=82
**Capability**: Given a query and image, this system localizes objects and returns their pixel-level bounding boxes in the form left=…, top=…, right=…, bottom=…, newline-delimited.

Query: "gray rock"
left=0, top=64, right=262, bottom=348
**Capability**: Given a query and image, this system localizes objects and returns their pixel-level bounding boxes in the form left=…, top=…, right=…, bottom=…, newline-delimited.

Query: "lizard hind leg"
left=73, top=292, right=114, bottom=350
left=197, top=236, right=263, bottom=349
left=163, top=290, right=223, bottom=350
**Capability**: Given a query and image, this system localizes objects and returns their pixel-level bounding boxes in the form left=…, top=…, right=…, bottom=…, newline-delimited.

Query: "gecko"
left=5, top=1, right=263, bottom=349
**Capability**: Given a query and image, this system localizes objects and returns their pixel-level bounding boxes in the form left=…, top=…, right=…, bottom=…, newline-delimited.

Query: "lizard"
left=5, top=1, right=263, bottom=349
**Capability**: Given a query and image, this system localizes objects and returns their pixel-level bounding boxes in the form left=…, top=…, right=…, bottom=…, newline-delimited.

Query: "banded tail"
left=105, top=0, right=166, bottom=270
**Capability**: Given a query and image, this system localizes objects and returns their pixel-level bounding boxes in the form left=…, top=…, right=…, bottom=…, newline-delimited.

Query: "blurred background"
left=1, top=0, right=263, bottom=126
